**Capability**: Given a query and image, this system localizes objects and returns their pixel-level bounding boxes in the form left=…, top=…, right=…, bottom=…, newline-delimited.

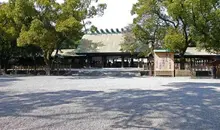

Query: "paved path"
left=0, top=76, right=220, bottom=130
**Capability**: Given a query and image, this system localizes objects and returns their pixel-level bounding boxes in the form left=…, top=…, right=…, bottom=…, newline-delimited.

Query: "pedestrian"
left=212, top=65, right=217, bottom=79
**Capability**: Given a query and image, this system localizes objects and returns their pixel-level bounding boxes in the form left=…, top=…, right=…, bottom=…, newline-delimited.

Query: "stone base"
left=175, top=69, right=191, bottom=77
left=154, top=71, right=174, bottom=77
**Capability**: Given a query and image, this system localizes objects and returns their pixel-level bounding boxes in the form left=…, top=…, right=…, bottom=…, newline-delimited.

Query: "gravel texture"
left=0, top=76, right=220, bottom=130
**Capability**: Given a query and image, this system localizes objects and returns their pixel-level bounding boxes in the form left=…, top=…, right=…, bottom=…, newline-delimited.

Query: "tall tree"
left=17, top=0, right=106, bottom=75
left=131, top=0, right=195, bottom=69
left=121, top=25, right=151, bottom=57
left=132, top=0, right=220, bottom=69
left=0, top=0, right=35, bottom=73
left=186, top=0, right=220, bottom=54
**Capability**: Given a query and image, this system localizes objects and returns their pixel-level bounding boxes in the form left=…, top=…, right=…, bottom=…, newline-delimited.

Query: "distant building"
left=52, top=32, right=220, bottom=75
left=52, top=32, right=147, bottom=68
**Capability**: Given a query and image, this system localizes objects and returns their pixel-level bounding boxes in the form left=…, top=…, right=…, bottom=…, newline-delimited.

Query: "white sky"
left=0, top=0, right=137, bottom=29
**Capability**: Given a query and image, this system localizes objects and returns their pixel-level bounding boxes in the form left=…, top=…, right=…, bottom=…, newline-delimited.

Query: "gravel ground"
left=0, top=76, right=220, bottom=130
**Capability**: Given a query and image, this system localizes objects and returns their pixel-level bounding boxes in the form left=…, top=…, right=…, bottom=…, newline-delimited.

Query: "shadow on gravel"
left=1, top=82, right=220, bottom=129
left=63, top=70, right=142, bottom=78
left=57, top=76, right=144, bottom=80
left=0, top=77, right=22, bottom=87
left=163, top=82, right=220, bottom=88
left=0, top=90, right=102, bottom=117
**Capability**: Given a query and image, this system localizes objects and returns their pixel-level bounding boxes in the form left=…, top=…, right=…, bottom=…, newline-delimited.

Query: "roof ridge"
left=87, top=28, right=128, bottom=35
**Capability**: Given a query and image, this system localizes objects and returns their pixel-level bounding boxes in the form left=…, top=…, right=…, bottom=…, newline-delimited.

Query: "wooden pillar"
left=194, top=58, right=196, bottom=70
left=121, top=56, right=124, bottom=68
left=190, top=58, right=193, bottom=70
left=87, top=56, right=92, bottom=68
left=128, top=59, right=131, bottom=67
left=149, top=62, right=152, bottom=76
left=102, top=56, right=104, bottom=68
left=138, top=59, right=140, bottom=68
left=131, top=58, right=134, bottom=67
left=102, top=56, right=107, bottom=68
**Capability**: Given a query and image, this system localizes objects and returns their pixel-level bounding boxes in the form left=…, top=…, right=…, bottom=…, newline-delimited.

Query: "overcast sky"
left=0, top=0, right=137, bottom=29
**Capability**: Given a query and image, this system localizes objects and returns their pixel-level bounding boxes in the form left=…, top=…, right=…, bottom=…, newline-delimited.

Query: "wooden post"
left=102, top=56, right=107, bottom=68
left=128, top=58, right=131, bottom=67
left=190, top=58, right=192, bottom=68
left=87, top=56, right=92, bottom=68
left=194, top=58, right=196, bottom=71
left=138, top=59, right=140, bottom=68
left=121, top=56, right=124, bottom=68
left=131, top=58, right=134, bottom=67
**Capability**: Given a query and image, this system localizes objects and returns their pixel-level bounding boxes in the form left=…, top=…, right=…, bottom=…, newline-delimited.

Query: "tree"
left=132, top=0, right=220, bottom=69
left=131, top=0, right=195, bottom=69
left=186, top=0, right=220, bottom=54
left=164, top=27, right=186, bottom=53
left=17, top=0, right=106, bottom=75
left=121, top=25, right=151, bottom=57
left=15, top=44, right=43, bottom=75
left=0, top=0, right=35, bottom=73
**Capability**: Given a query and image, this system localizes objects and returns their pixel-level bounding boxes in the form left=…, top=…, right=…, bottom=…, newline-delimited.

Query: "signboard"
left=154, top=50, right=174, bottom=76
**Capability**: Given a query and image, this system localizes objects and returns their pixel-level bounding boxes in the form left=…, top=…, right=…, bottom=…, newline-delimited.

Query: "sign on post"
left=154, top=50, right=174, bottom=77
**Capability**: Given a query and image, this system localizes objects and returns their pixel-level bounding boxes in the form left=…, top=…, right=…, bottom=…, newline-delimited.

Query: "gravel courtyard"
left=1, top=76, right=220, bottom=130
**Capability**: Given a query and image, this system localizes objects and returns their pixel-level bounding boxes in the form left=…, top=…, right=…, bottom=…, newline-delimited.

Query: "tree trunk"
left=45, top=60, right=51, bottom=76
left=33, top=56, right=37, bottom=75
left=3, top=60, right=8, bottom=74
left=131, top=58, right=134, bottom=67
left=180, top=54, right=185, bottom=70
left=2, top=58, right=9, bottom=74
left=44, top=52, right=52, bottom=76
left=179, top=43, right=188, bottom=70
left=51, top=48, right=59, bottom=71
left=0, top=57, right=2, bottom=75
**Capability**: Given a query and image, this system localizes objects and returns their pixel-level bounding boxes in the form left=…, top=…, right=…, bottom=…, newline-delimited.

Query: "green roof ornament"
left=154, top=49, right=172, bottom=53
left=96, top=29, right=100, bottom=34
left=100, top=29, right=105, bottom=34
left=105, top=29, right=110, bottom=33
left=116, top=28, right=120, bottom=33
left=121, top=28, right=125, bottom=33
left=111, top=29, right=116, bottom=33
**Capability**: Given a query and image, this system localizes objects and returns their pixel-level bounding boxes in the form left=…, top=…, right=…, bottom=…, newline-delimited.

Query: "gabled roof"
left=51, top=49, right=85, bottom=57
left=77, top=33, right=124, bottom=53
left=52, top=34, right=219, bottom=57
left=185, top=47, right=217, bottom=56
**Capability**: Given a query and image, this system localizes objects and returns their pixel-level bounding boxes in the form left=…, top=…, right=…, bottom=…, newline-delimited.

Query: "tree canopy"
left=131, top=0, right=220, bottom=51
left=121, top=25, right=151, bottom=57
left=129, top=0, right=220, bottom=68
left=0, top=0, right=106, bottom=74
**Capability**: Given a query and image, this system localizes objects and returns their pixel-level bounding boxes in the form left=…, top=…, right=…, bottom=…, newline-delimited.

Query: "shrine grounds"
left=1, top=76, right=220, bottom=130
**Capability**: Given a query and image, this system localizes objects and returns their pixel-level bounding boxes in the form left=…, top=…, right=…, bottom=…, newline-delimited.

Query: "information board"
left=154, top=50, right=174, bottom=76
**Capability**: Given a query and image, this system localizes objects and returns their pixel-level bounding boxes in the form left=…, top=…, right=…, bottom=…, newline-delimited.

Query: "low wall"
left=155, top=71, right=174, bottom=77
left=175, top=69, right=191, bottom=77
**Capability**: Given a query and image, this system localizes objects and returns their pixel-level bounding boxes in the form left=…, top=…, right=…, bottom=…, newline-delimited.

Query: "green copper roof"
left=77, top=33, right=124, bottom=53
left=154, top=49, right=172, bottom=53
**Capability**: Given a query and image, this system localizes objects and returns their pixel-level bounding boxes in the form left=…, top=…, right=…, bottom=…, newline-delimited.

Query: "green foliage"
left=18, top=19, right=56, bottom=54
left=90, top=25, right=98, bottom=34
left=164, top=28, right=186, bottom=53
left=131, top=0, right=192, bottom=57
left=188, top=0, right=220, bottom=54
left=121, top=25, right=150, bottom=57
left=132, top=0, right=220, bottom=55
left=1, top=0, right=106, bottom=74
left=0, top=0, right=35, bottom=71
left=121, top=32, right=137, bottom=54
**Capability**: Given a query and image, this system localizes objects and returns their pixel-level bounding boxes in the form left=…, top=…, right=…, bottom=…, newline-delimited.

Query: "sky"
left=0, top=0, right=138, bottom=29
